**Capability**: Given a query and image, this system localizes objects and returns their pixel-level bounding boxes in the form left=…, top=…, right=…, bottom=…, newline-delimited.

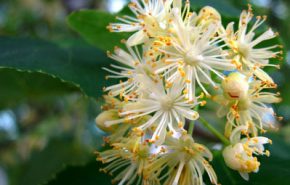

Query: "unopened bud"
left=224, top=121, right=233, bottom=138
left=95, top=110, right=119, bottom=132
left=222, top=72, right=249, bottom=100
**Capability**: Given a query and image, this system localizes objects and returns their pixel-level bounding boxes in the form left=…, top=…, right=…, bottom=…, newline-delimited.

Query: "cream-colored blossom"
left=96, top=95, right=150, bottom=143
left=145, top=134, right=218, bottom=185
left=107, top=0, right=173, bottom=46
left=97, top=137, right=158, bottom=185
left=95, top=95, right=125, bottom=133
left=155, top=7, right=235, bottom=100
left=223, top=126, right=272, bottom=180
left=214, top=72, right=281, bottom=136
left=225, top=5, right=282, bottom=83
left=104, top=44, right=157, bottom=97
left=97, top=2, right=283, bottom=184
left=105, top=77, right=201, bottom=145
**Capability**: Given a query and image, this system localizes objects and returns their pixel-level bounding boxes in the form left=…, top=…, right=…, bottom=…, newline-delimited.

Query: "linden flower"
left=145, top=134, right=218, bottom=185
left=97, top=137, right=158, bottom=185
left=223, top=126, right=272, bottom=181
left=169, top=1, right=221, bottom=26
left=151, top=4, right=221, bottom=50
left=225, top=5, right=282, bottom=83
left=96, top=95, right=125, bottom=132
left=96, top=95, right=152, bottom=143
left=98, top=114, right=152, bottom=144
left=104, top=44, right=157, bottom=97
left=107, top=0, right=173, bottom=46
left=214, top=72, right=281, bottom=136
left=105, top=77, right=201, bottom=145
left=155, top=8, right=235, bottom=100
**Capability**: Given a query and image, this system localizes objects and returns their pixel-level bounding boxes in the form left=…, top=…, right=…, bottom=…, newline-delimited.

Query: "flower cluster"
left=96, top=0, right=283, bottom=184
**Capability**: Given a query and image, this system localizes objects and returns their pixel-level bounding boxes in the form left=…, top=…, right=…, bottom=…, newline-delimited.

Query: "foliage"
left=0, top=37, right=111, bottom=99
left=67, top=10, right=130, bottom=51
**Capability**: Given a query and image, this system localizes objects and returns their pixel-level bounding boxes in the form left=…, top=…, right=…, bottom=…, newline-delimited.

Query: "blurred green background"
left=0, top=0, right=289, bottom=185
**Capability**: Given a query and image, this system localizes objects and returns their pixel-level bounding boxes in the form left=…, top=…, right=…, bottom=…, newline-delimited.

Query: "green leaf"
left=45, top=161, right=111, bottom=185
left=191, top=0, right=241, bottom=16
left=67, top=10, right=129, bottom=51
left=0, top=37, right=110, bottom=99
left=9, top=139, right=92, bottom=185
left=209, top=134, right=290, bottom=185
left=0, top=68, right=79, bottom=109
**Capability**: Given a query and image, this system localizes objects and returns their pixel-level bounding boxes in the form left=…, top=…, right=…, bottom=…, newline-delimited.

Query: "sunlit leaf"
left=191, top=0, right=240, bottom=16
left=0, top=68, right=79, bottom=109
left=45, top=161, right=111, bottom=185
left=8, top=139, right=92, bottom=185
left=67, top=10, right=130, bottom=51
left=0, top=37, right=111, bottom=99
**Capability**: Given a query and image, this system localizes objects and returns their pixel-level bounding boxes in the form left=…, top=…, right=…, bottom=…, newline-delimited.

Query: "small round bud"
left=95, top=110, right=119, bottom=132
left=222, top=73, right=249, bottom=100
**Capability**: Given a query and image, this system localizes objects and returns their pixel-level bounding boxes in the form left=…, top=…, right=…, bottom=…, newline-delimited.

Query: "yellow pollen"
left=185, top=79, right=191, bottom=83
left=200, top=101, right=207, bottom=106
left=265, top=150, right=270, bottom=157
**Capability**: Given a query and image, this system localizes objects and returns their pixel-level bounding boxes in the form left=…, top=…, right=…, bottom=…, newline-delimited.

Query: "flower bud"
left=95, top=110, right=119, bottom=132
left=222, top=73, right=249, bottom=100
left=224, top=121, right=233, bottom=138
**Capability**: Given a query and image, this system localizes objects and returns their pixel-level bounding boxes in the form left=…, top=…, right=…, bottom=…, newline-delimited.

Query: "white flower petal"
left=127, top=30, right=147, bottom=46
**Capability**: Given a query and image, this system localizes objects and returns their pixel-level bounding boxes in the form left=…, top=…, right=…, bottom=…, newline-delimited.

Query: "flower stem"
left=199, top=117, right=230, bottom=145
left=188, top=105, right=199, bottom=135
left=188, top=121, right=195, bottom=135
